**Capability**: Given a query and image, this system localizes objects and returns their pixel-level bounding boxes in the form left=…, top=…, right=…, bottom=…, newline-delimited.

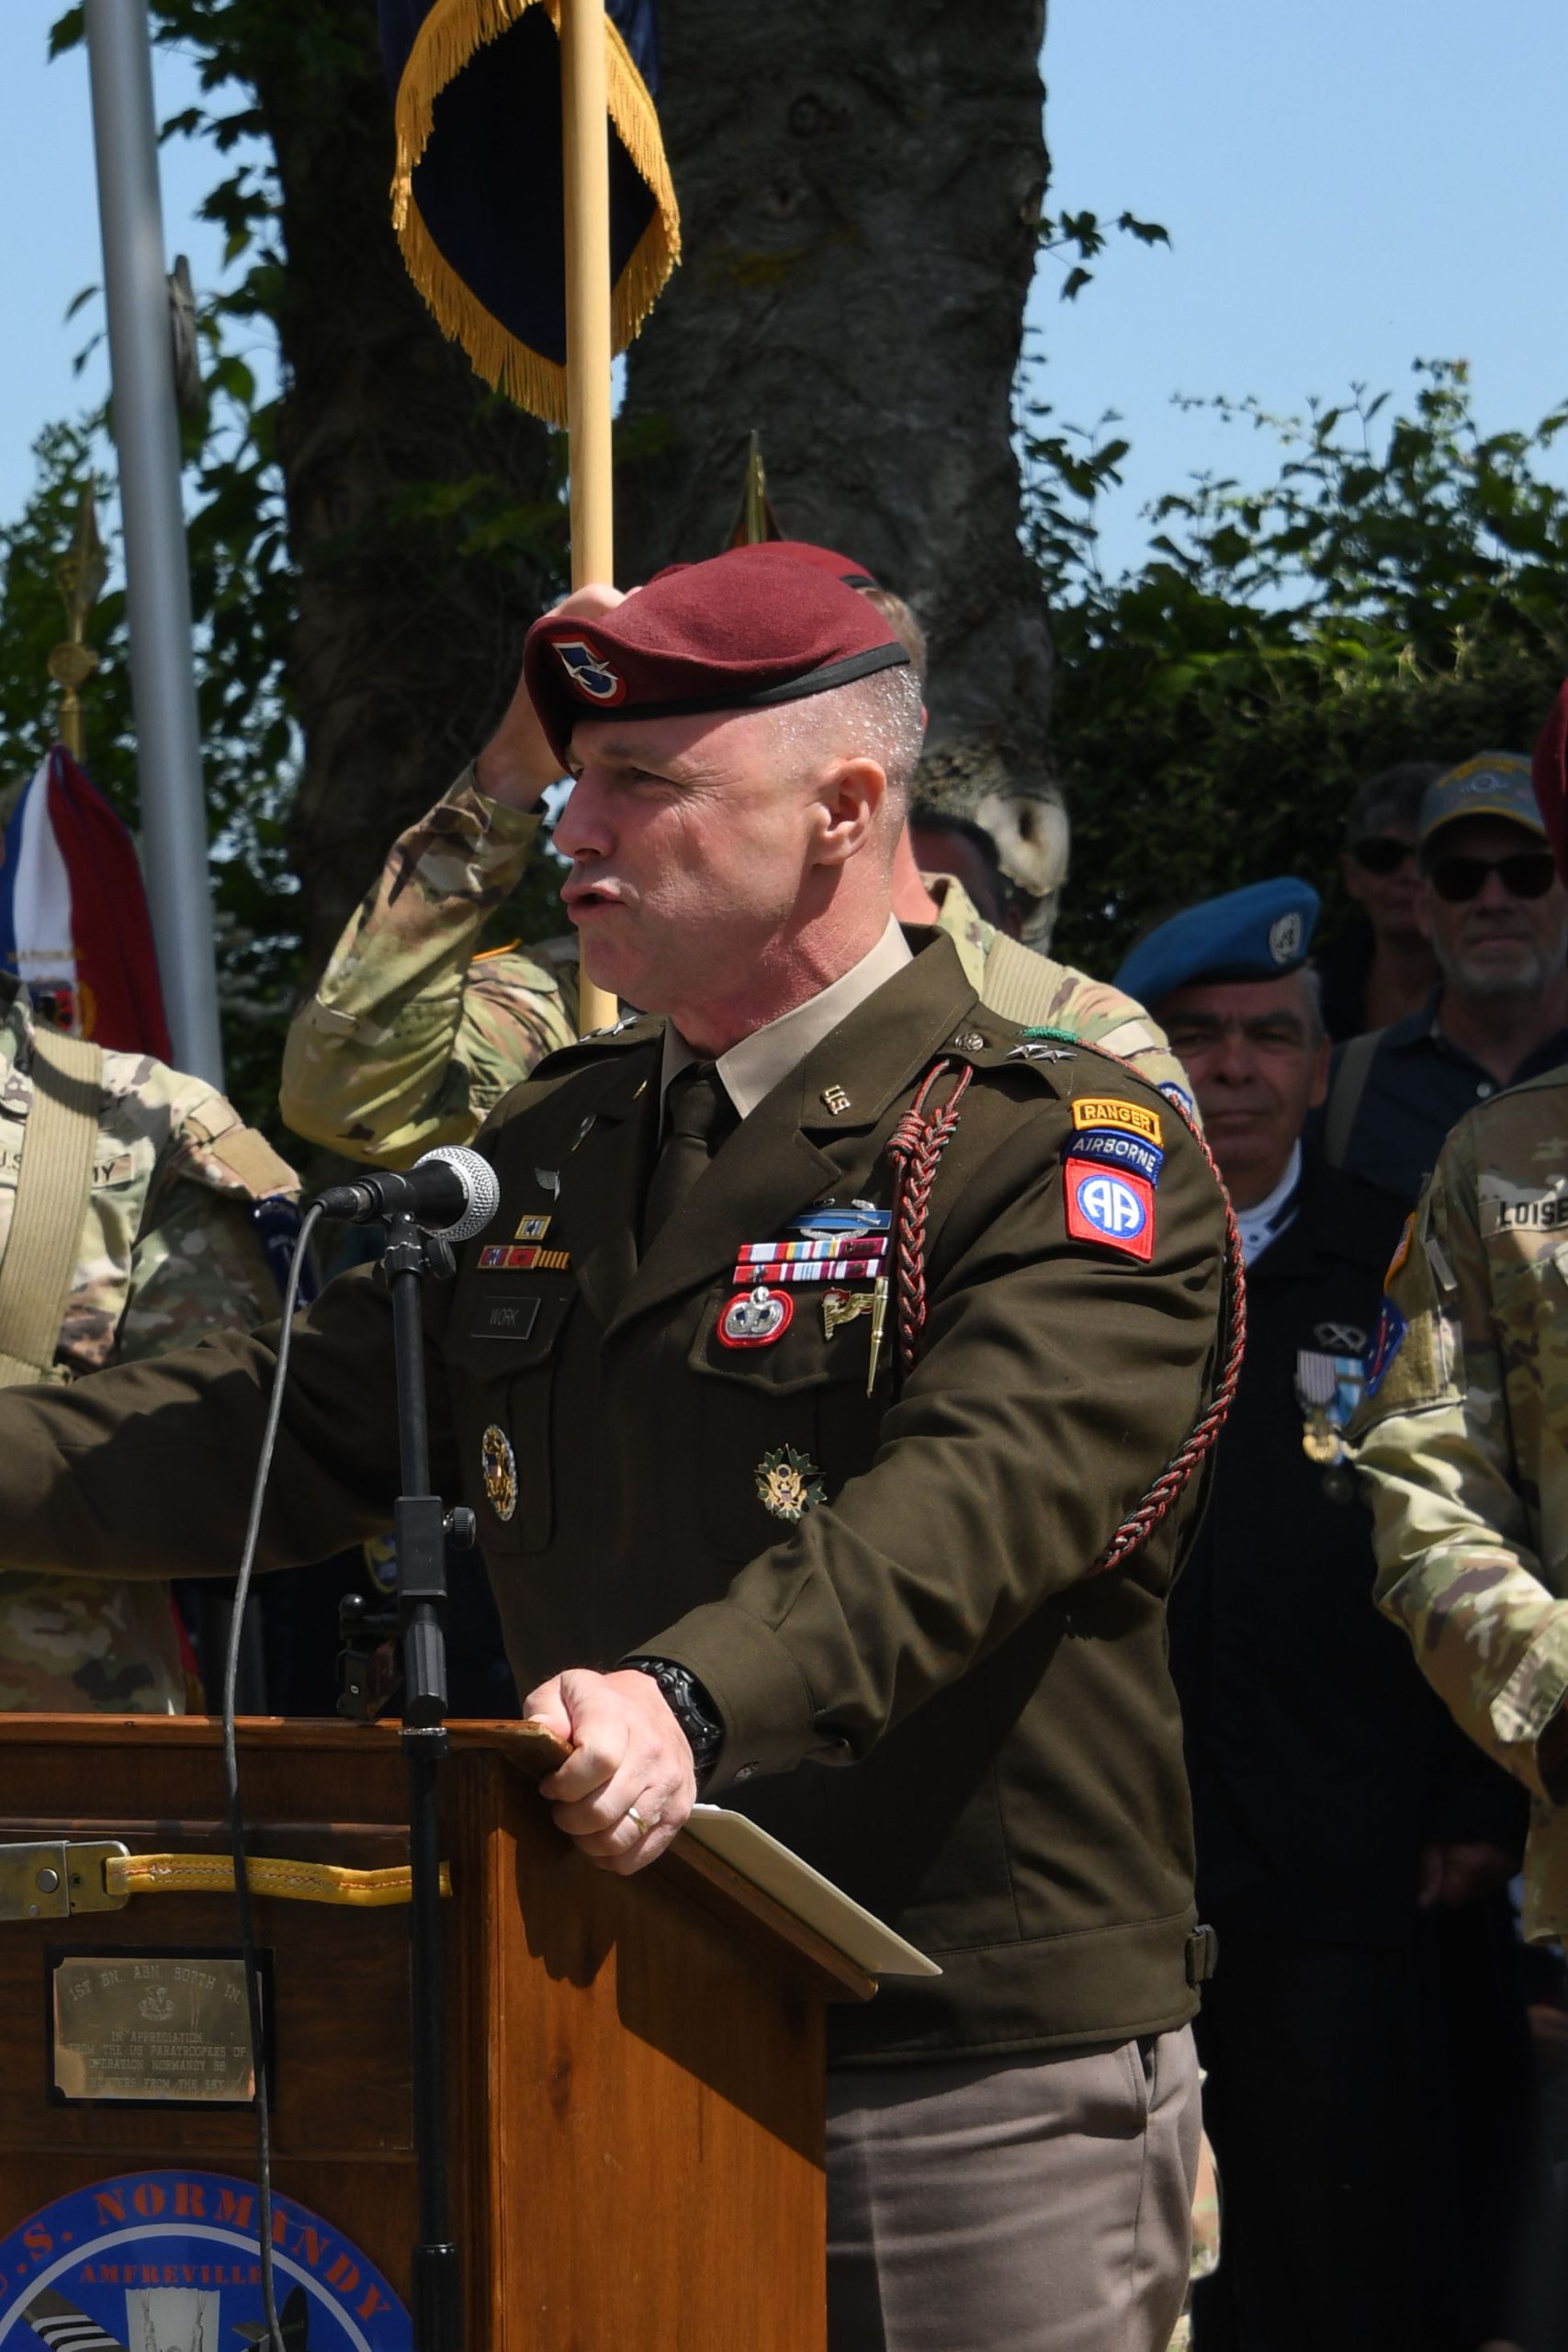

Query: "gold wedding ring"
left=626, top=1804, right=650, bottom=1838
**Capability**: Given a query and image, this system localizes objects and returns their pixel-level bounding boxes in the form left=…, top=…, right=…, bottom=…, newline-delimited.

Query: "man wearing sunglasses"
left=1318, top=763, right=1442, bottom=1043
left=1323, top=754, right=1568, bottom=1203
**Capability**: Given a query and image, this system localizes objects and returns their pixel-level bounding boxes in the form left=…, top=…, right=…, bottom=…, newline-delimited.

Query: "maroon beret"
left=761, top=538, right=879, bottom=589
left=1534, top=680, right=1568, bottom=884
left=524, top=545, right=909, bottom=766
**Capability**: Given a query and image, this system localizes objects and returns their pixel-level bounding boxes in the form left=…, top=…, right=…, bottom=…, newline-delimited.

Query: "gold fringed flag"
left=381, top=0, right=680, bottom=426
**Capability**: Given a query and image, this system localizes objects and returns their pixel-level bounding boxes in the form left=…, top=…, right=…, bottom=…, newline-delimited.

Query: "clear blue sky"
left=2, top=1, right=1566, bottom=582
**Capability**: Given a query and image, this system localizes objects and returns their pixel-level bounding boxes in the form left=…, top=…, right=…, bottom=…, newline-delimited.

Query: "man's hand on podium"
left=525, top=1666, right=696, bottom=1874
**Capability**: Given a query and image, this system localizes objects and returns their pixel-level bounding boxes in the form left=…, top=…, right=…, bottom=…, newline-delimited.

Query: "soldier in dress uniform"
left=1122, top=882, right=1536, bottom=2350
left=278, top=547, right=1189, bottom=1166
left=0, top=548, right=1235, bottom=2349
left=0, top=973, right=299, bottom=1711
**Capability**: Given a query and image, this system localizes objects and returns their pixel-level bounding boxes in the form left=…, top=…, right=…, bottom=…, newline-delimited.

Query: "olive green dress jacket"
left=0, top=933, right=1228, bottom=2064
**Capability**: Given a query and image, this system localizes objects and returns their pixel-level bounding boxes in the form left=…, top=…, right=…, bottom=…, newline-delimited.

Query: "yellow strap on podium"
left=105, top=1854, right=453, bottom=1907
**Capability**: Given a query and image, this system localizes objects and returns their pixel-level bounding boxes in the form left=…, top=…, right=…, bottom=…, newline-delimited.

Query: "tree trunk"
left=243, top=10, right=565, bottom=976
left=618, top=0, right=1063, bottom=933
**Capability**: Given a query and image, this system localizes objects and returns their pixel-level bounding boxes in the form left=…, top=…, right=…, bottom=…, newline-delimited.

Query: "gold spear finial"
left=727, top=431, right=783, bottom=548
left=47, top=491, right=107, bottom=762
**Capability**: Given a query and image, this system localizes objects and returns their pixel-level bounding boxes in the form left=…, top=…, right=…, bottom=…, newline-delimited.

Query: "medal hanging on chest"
left=1294, top=1348, right=1366, bottom=1502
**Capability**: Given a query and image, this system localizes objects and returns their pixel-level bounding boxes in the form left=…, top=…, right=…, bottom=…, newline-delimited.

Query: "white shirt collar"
left=1235, top=1140, right=1303, bottom=1266
left=660, top=915, right=912, bottom=1121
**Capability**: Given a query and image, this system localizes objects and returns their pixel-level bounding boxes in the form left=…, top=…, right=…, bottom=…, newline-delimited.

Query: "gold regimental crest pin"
left=755, top=1445, right=826, bottom=1522
left=480, top=1423, right=518, bottom=1522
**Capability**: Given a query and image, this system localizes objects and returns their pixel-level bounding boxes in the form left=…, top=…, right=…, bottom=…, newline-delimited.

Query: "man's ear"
left=808, top=757, right=887, bottom=866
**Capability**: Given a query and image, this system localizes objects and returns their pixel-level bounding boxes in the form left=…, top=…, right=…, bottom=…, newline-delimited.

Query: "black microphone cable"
left=221, top=1196, right=323, bottom=2352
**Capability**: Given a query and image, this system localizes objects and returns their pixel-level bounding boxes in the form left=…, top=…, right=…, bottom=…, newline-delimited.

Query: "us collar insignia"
left=720, top=1286, right=794, bottom=1348
left=535, top=1167, right=560, bottom=1197
left=756, top=1445, right=826, bottom=1522
left=480, top=1423, right=518, bottom=1522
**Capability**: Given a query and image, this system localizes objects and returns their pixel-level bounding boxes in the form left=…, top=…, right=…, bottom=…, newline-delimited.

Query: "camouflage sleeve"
left=1021, top=967, right=1201, bottom=1125
left=1353, top=1125, right=1568, bottom=1802
left=118, top=1089, right=300, bottom=1360
left=278, top=768, right=576, bottom=1165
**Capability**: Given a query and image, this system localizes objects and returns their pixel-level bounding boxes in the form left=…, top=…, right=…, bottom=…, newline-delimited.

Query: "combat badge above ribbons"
left=719, top=1286, right=794, bottom=1348
left=480, top=1423, right=517, bottom=1522
left=756, top=1446, right=826, bottom=1522
left=1064, top=1163, right=1156, bottom=1261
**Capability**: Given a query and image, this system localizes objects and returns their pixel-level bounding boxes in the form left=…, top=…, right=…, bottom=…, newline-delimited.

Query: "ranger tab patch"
left=1065, top=1163, right=1156, bottom=1260
left=1072, top=1096, right=1163, bottom=1148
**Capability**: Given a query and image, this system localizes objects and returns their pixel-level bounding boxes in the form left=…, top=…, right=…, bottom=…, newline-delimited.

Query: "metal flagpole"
left=558, top=0, right=620, bottom=1036
left=84, top=0, right=225, bottom=1084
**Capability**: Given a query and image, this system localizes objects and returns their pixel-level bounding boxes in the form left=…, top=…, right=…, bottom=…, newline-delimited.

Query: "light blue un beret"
left=1113, top=876, right=1321, bottom=1009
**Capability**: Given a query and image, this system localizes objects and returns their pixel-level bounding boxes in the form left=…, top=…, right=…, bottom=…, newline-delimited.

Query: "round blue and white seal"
left=0, top=2169, right=411, bottom=2349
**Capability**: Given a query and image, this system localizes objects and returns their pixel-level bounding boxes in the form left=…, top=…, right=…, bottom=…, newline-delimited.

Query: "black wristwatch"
left=623, top=1656, right=725, bottom=1782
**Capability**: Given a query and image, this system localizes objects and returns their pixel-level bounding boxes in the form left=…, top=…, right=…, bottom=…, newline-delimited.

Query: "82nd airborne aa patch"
left=1065, top=1163, right=1156, bottom=1261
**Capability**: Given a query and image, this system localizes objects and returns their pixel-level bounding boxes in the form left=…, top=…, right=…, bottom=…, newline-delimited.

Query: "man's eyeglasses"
left=1427, top=852, right=1558, bottom=904
left=1348, top=836, right=1414, bottom=876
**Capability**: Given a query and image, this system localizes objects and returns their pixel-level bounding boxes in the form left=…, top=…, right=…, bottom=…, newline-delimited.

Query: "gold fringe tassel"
left=389, top=0, right=681, bottom=428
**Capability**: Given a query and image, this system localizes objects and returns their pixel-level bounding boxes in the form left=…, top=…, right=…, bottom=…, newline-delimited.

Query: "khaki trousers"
left=827, top=2027, right=1201, bottom=2352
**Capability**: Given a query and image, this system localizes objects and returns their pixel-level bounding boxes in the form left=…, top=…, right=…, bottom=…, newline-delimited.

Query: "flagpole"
left=84, top=0, right=225, bottom=1085
left=558, top=0, right=619, bottom=1035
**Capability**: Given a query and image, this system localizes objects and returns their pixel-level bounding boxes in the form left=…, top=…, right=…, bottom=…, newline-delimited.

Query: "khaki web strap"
left=107, top=1853, right=453, bottom=1907
left=978, top=930, right=1064, bottom=1027
left=1323, top=1026, right=1385, bottom=1169
left=0, top=1026, right=104, bottom=1389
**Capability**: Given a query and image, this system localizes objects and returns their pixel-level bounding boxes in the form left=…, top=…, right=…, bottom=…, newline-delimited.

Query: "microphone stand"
left=383, top=1205, right=464, bottom=2352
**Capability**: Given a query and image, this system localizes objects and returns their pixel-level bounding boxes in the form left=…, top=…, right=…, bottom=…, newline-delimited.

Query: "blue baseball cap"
left=1416, top=752, right=1544, bottom=862
left=1114, top=877, right=1321, bottom=1010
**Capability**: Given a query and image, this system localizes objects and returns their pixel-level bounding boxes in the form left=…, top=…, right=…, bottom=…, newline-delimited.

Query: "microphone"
left=313, top=1145, right=502, bottom=1242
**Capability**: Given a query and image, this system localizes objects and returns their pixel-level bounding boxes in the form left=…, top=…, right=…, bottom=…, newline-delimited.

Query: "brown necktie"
left=642, top=1062, right=737, bottom=1246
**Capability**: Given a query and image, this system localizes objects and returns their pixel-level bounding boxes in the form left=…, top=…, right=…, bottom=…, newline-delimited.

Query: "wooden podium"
left=0, top=1715, right=878, bottom=2347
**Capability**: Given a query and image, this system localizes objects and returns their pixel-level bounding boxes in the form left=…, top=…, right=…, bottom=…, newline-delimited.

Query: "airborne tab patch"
left=1072, top=1096, right=1163, bottom=1148
left=1066, top=1127, right=1164, bottom=1187
left=1065, top=1163, right=1156, bottom=1260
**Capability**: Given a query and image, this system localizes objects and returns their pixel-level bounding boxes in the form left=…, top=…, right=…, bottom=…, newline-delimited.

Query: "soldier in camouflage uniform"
left=280, top=591, right=1189, bottom=1165
left=1356, top=1046, right=1568, bottom=1939
left=1357, top=692, right=1568, bottom=1941
left=0, top=974, right=298, bottom=1712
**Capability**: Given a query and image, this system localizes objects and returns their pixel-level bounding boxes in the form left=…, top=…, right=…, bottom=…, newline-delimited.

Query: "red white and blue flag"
left=0, top=745, right=173, bottom=1058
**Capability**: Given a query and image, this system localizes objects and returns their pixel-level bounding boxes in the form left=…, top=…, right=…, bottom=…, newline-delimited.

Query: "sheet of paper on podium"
left=683, top=1805, right=941, bottom=1979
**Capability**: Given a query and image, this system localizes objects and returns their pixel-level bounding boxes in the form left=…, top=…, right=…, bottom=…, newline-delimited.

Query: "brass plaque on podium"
left=49, top=1948, right=268, bottom=2106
